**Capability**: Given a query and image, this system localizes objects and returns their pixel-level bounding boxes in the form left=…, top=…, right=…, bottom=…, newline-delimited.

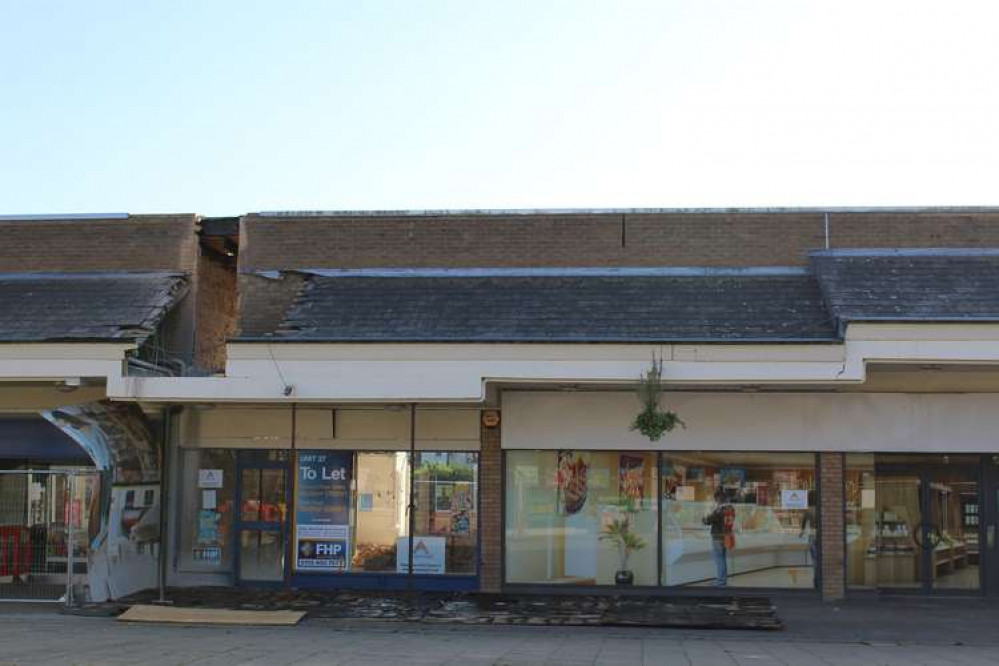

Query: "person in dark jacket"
left=703, top=488, right=733, bottom=586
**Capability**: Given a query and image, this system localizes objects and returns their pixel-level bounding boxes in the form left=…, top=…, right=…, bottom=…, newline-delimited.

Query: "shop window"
left=412, top=452, right=478, bottom=575
left=505, top=450, right=658, bottom=586
left=178, top=449, right=236, bottom=572
left=846, top=454, right=981, bottom=592
left=661, top=452, right=816, bottom=589
left=292, top=450, right=480, bottom=578
left=351, top=452, right=410, bottom=573
left=845, top=454, right=876, bottom=588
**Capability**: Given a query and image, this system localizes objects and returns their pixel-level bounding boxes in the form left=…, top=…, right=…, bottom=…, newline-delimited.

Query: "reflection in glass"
left=238, top=529, right=284, bottom=581
left=661, top=452, right=816, bottom=589
left=240, top=468, right=286, bottom=525
left=845, top=454, right=877, bottom=588
left=930, top=469, right=979, bottom=591
left=874, top=474, right=922, bottom=589
left=179, top=449, right=236, bottom=572
left=847, top=455, right=981, bottom=592
left=413, top=452, right=478, bottom=574
left=352, top=452, right=410, bottom=573
left=505, top=450, right=657, bottom=586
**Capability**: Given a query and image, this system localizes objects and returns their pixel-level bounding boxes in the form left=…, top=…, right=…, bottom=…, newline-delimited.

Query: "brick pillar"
left=819, top=453, right=845, bottom=602
left=479, top=417, right=502, bottom=593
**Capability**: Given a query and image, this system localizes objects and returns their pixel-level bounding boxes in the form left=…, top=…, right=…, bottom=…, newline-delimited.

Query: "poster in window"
left=556, top=450, right=588, bottom=515
left=450, top=482, right=473, bottom=534
left=196, top=509, right=221, bottom=545
left=295, top=451, right=352, bottom=572
left=435, top=484, right=454, bottom=512
left=719, top=467, right=746, bottom=488
left=618, top=454, right=646, bottom=505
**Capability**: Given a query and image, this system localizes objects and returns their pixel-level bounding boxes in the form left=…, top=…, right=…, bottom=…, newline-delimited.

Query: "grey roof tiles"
left=0, top=272, right=187, bottom=342
left=811, top=251, right=999, bottom=331
left=273, top=274, right=838, bottom=342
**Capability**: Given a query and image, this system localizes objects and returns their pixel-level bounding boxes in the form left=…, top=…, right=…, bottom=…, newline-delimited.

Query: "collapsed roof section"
left=0, top=271, right=188, bottom=343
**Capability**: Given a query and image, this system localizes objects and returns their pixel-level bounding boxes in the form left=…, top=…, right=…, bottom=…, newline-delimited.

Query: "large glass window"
left=845, top=454, right=877, bottom=588
left=661, top=453, right=816, bottom=589
left=504, top=450, right=815, bottom=589
left=846, top=454, right=981, bottom=592
left=505, top=450, right=658, bottom=586
left=351, top=452, right=410, bottom=573
left=178, top=449, right=236, bottom=572
left=412, top=452, right=478, bottom=575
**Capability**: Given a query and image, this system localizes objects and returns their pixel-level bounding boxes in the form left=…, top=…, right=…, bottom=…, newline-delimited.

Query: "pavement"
left=2, top=596, right=999, bottom=665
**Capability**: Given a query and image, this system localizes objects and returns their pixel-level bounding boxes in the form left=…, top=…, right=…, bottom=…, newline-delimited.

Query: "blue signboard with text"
left=295, top=451, right=352, bottom=572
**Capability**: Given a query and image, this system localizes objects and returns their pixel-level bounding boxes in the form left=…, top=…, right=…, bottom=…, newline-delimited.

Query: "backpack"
left=722, top=504, right=736, bottom=550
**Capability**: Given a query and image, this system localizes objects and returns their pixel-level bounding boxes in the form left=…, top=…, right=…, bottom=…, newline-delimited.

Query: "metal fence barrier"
left=0, top=469, right=101, bottom=604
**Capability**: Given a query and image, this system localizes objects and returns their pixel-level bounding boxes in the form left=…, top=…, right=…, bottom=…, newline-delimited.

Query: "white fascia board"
left=106, top=325, right=999, bottom=404
left=112, top=342, right=849, bottom=403
left=0, top=343, right=132, bottom=381
left=846, top=322, right=999, bottom=342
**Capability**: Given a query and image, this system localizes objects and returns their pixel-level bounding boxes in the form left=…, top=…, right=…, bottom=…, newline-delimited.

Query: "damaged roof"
left=246, top=249, right=999, bottom=344
left=811, top=250, right=999, bottom=330
left=0, top=272, right=188, bottom=342
left=270, top=271, right=838, bottom=342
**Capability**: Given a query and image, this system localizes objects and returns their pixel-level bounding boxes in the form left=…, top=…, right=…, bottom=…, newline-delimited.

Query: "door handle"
left=988, top=525, right=995, bottom=550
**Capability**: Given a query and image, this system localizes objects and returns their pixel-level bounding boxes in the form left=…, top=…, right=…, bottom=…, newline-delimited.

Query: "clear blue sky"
left=1, top=1, right=997, bottom=216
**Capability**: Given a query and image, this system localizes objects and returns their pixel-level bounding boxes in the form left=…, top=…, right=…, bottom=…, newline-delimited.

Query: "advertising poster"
left=295, top=451, right=352, bottom=572
left=396, top=536, right=446, bottom=574
left=719, top=467, right=746, bottom=487
left=556, top=450, right=588, bottom=515
left=619, top=454, right=646, bottom=504
left=781, top=489, right=809, bottom=509
left=450, top=483, right=473, bottom=535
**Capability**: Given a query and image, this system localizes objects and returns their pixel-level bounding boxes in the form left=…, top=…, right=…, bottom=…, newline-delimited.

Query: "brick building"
left=3, top=208, right=999, bottom=602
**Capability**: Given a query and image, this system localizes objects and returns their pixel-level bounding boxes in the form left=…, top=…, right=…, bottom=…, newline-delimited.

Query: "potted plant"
left=599, top=499, right=647, bottom=585
left=630, top=355, right=684, bottom=441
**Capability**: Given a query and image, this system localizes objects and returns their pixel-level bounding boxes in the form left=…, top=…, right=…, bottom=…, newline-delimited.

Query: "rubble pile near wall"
left=121, top=587, right=782, bottom=630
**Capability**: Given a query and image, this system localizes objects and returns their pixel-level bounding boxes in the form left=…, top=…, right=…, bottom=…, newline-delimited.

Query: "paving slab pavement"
left=3, top=597, right=999, bottom=665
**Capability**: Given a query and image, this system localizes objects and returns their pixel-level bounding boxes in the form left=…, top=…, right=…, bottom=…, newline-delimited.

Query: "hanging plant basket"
left=630, top=355, right=684, bottom=442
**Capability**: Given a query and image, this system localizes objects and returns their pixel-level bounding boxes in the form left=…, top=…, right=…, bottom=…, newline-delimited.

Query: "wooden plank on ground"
left=118, top=604, right=304, bottom=626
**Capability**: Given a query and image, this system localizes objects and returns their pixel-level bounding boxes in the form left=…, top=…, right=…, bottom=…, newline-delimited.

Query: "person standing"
left=704, top=489, right=734, bottom=586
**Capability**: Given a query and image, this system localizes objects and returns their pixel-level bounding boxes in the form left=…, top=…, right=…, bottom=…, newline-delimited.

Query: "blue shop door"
left=234, top=452, right=290, bottom=585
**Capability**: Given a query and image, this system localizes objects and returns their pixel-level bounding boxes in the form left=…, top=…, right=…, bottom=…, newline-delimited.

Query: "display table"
left=932, top=543, right=967, bottom=577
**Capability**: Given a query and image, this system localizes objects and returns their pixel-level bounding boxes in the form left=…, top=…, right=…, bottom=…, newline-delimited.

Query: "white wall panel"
left=502, top=391, right=999, bottom=452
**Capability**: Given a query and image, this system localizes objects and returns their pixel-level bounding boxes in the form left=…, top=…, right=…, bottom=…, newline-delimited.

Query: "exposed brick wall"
left=238, top=211, right=999, bottom=274
left=194, top=252, right=238, bottom=372
left=238, top=212, right=828, bottom=270
left=819, top=453, right=845, bottom=602
left=0, top=214, right=198, bottom=273
left=479, top=417, right=502, bottom=593
left=236, top=272, right=308, bottom=337
left=831, top=212, right=999, bottom=249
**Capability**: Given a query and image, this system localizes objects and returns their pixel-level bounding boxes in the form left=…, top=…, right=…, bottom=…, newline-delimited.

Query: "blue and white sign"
left=295, top=451, right=352, bottom=572
left=396, top=536, right=446, bottom=574
left=781, top=489, right=809, bottom=510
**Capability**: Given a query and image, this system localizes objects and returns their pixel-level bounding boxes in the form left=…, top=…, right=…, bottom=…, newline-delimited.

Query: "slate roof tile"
left=272, top=274, right=837, bottom=342
left=0, top=272, right=188, bottom=342
left=811, top=252, right=999, bottom=329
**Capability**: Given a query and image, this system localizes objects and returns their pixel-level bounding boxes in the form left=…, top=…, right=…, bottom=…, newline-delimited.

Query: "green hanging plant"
left=630, top=355, right=684, bottom=442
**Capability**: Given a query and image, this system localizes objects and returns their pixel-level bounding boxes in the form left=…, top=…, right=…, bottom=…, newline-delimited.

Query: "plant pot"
left=615, top=570, right=634, bottom=586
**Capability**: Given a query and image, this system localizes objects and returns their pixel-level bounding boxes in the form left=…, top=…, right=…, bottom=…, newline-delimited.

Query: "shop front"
left=846, top=453, right=999, bottom=596
left=168, top=390, right=999, bottom=601
left=173, top=406, right=481, bottom=591
left=505, top=450, right=817, bottom=591
left=0, top=417, right=103, bottom=601
left=500, top=389, right=999, bottom=599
